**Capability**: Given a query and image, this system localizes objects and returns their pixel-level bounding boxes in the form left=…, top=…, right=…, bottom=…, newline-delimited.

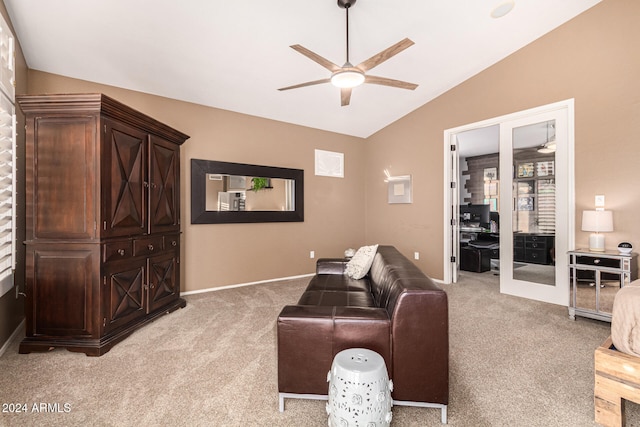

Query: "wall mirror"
left=191, top=159, right=304, bottom=224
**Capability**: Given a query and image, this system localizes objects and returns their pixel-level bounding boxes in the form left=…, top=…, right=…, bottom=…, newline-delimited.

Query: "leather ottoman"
left=460, top=246, right=491, bottom=273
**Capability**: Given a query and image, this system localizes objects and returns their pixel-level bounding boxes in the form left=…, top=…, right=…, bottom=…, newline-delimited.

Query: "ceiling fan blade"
left=365, top=75, right=418, bottom=90
left=278, top=78, right=331, bottom=91
left=290, top=45, right=341, bottom=72
left=356, top=38, right=415, bottom=72
left=340, top=88, right=352, bottom=106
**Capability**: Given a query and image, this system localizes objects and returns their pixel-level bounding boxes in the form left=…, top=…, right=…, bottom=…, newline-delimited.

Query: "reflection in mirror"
left=191, top=159, right=303, bottom=224
left=512, top=120, right=556, bottom=286
left=205, top=174, right=295, bottom=212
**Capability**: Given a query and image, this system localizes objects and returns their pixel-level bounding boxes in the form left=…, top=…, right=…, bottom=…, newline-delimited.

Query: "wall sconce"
left=582, top=210, right=614, bottom=252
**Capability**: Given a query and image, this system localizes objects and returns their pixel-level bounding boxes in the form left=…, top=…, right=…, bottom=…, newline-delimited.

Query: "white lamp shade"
left=581, top=210, right=613, bottom=232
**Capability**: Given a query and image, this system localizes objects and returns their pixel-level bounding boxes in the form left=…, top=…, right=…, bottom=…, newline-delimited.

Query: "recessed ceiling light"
left=491, top=1, right=515, bottom=19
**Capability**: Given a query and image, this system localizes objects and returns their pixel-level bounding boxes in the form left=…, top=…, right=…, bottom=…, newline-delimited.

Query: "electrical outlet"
left=310, top=251, right=315, bottom=259
left=414, top=252, right=420, bottom=260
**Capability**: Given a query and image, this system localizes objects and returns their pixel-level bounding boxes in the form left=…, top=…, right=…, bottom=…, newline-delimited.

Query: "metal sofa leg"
left=393, top=400, right=448, bottom=424
left=278, top=392, right=329, bottom=413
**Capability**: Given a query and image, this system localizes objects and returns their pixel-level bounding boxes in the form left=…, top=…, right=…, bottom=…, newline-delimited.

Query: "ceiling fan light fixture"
left=331, top=68, right=365, bottom=88
left=537, top=120, right=556, bottom=153
left=537, top=142, right=556, bottom=154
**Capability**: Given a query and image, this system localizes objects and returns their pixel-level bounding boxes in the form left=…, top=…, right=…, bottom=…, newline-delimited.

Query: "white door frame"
left=443, top=100, right=575, bottom=304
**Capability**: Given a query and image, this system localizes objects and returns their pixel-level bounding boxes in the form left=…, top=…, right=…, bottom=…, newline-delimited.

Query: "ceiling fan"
left=278, top=0, right=418, bottom=106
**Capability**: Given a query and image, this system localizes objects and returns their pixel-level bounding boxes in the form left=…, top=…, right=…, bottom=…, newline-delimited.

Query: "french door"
left=445, top=100, right=574, bottom=306
left=499, top=104, right=573, bottom=306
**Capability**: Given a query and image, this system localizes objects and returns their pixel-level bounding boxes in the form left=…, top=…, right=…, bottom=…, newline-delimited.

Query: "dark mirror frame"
left=191, top=159, right=304, bottom=224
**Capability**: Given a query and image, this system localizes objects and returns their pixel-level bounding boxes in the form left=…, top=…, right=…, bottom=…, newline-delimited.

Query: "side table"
left=568, top=249, right=638, bottom=322
left=326, top=348, right=393, bottom=427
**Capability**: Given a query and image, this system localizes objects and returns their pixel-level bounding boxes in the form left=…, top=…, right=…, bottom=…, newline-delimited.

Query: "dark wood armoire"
left=18, top=93, right=189, bottom=356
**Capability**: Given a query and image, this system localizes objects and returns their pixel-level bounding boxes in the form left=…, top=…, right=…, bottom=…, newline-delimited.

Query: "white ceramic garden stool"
left=326, top=348, right=393, bottom=427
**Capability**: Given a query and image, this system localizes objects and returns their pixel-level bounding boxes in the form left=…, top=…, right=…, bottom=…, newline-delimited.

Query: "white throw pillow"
left=345, top=244, right=379, bottom=279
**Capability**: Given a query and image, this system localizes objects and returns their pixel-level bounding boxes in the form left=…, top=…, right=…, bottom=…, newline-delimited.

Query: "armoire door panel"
left=103, top=119, right=147, bottom=237
left=149, top=135, right=180, bottom=234
left=103, top=260, right=146, bottom=333
left=30, top=248, right=97, bottom=337
left=147, top=251, right=179, bottom=313
left=31, top=116, right=97, bottom=240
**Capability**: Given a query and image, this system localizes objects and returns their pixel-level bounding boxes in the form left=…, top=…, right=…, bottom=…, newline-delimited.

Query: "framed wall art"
left=315, top=149, right=344, bottom=178
left=517, top=162, right=534, bottom=178
left=388, top=175, right=412, bottom=204
left=483, top=167, right=497, bottom=181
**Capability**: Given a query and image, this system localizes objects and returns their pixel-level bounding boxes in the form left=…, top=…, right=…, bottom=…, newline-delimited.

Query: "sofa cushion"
left=297, top=290, right=376, bottom=307
left=315, top=258, right=348, bottom=275
left=369, top=246, right=426, bottom=307
left=345, top=244, right=379, bottom=279
left=306, top=274, right=371, bottom=292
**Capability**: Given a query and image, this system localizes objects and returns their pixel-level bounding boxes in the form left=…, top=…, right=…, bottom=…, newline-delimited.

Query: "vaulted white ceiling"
left=5, top=0, right=600, bottom=138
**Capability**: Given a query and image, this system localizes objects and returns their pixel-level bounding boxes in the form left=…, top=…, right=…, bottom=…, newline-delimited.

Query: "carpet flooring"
left=1, top=272, right=638, bottom=426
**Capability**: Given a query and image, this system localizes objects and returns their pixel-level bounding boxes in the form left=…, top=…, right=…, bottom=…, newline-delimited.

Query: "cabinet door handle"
left=171, top=240, right=177, bottom=247
left=117, top=249, right=125, bottom=256
left=148, top=244, right=154, bottom=251
left=594, top=259, right=600, bottom=264
left=143, top=181, right=149, bottom=188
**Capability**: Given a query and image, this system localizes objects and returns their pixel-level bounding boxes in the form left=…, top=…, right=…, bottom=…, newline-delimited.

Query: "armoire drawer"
left=164, top=234, right=180, bottom=250
left=104, top=240, right=133, bottom=262
left=133, top=236, right=165, bottom=257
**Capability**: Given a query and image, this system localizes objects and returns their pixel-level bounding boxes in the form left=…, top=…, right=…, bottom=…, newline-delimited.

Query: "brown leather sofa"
left=277, top=245, right=449, bottom=423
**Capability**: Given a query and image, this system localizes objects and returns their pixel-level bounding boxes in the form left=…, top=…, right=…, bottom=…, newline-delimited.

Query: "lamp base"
left=589, top=233, right=606, bottom=252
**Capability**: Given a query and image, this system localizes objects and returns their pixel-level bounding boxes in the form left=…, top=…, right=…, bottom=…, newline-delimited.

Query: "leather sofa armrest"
left=277, top=305, right=391, bottom=395
left=316, top=258, right=348, bottom=275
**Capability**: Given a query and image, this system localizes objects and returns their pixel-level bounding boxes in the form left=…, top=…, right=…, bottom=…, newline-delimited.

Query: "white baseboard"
left=0, top=318, right=24, bottom=358
left=181, top=272, right=444, bottom=295
left=181, top=273, right=315, bottom=296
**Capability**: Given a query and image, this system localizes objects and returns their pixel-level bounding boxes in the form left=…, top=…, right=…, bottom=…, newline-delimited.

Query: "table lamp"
left=582, top=210, right=613, bottom=252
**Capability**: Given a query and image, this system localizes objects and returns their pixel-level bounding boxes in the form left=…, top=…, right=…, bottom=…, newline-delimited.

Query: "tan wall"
left=26, top=71, right=366, bottom=291
left=365, top=0, right=640, bottom=280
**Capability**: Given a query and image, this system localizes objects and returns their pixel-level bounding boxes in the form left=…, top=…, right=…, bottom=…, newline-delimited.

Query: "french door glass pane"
left=512, top=120, right=556, bottom=286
